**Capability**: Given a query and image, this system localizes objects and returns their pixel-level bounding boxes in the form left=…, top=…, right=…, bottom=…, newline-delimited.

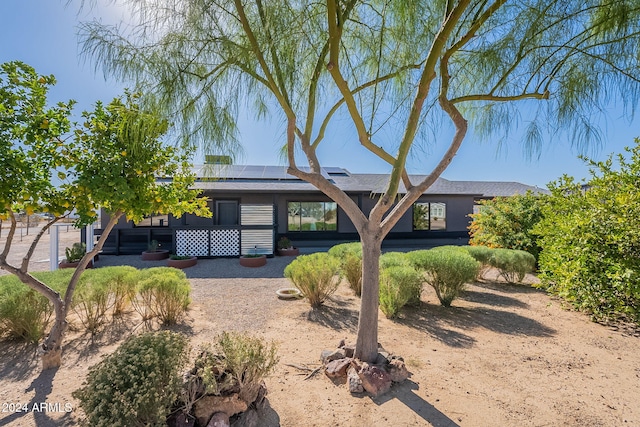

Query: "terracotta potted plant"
left=59, top=242, right=93, bottom=269
left=276, top=236, right=299, bottom=256
left=167, top=254, right=198, bottom=269
left=239, top=246, right=267, bottom=267
left=141, top=239, right=170, bottom=261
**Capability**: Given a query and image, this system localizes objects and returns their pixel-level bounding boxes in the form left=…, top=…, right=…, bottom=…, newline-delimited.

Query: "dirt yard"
left=0, top=228, right=639, bottom=426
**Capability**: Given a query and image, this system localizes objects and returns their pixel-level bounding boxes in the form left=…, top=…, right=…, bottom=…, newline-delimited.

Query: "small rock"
left=194, top=394, right=248, bottom=427
left=375, top=352, right=390, bottom=365
left=337, top=338, right=346, bottom=348
left=387, top=359, right=410, bottom=383
left=325, top=357, right=352, bottom=379
left=342, top=345, right=355, bottom=358
left=347, top=367, right=364, bottom=393
left=321, top=348, right=346, bottom=364
left=207, top=412, right=230, bottom=427
left=230, top=408, right=259, bottom=427
left=355, top=361, right=392, bottom=397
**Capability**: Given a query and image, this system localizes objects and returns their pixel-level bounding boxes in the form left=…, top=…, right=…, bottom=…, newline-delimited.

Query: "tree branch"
left=452, top=91, right=550, bottom=104
left=21, top=217, right=63, bottom=272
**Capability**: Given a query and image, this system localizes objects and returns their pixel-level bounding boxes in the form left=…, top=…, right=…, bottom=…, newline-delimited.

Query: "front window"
left=136, top=214, right=169, bottom=227
left=287, top=201, right=337, bottom=231
left=413, top=202, right=446, bottom=230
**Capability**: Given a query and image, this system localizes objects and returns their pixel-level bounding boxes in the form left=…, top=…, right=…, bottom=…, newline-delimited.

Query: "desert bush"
left=71, top=276, right=112, bottom=334
left=284, top=252, right=341, bottom=308
left=380, top=251, right=411, bottom=269
left=0, top=278, right=53, bottom=342
left=73, top=331, right=189, bottom=427
left=489, top=249, right=536, bottom=284
left=464, top=245, right=495, bottom=280
left=135, top=270, right=191, bottom=325
left=328, top=242, right=362, bottom=296
left=65, top=242, right=86, bottom=263
left=408, top=248, right=479, bottom=307
left=0, top=270, right=71, bottom=342
left=379, top=266, right=423, bottom=318
left=91, top=265, right=139, bottom=316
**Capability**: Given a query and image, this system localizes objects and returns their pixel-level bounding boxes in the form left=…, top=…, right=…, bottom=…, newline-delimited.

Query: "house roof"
left=189, top=165, right=547, bottom=198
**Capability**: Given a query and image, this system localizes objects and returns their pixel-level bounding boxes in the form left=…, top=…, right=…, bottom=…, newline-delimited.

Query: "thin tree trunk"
left=354, top=230, right=383, bottom=363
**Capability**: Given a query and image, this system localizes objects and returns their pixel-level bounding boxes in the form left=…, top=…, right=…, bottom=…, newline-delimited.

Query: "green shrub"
left=489, top=248, right=536, bottom=284
left=0, top=270, right=71, bottom=342
left=73, top=331, right=189, bottom=427
left=328, top=242, right=362, bottom=296
left=71, top=275, right=112, bottom=334
left=464, top=245, right=495, bottom=280
left=284, top=253, right=341, bottom=308
left=408, top=248, right=479, bottom=307
left=0, top=277, right=53, bottom=342
left=65, top=242, right=86, bottom=263
left=380, top=251, right=411, bottom=269
left=135, top=273, right=191, bottom=325
left=379, top=266, right=423, bottom=318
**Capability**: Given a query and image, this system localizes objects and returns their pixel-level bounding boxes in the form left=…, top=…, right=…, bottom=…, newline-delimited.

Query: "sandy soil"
left=1, top=228, right=639, bottom=426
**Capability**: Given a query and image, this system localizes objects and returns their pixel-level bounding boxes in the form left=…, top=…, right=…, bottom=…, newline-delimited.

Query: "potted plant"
left=141, top=239, right=170, bottom=261
left=276, top=236, right=299, bottom=256
left=59, top=242, right=92, bottom=269
left=239, top=246, right=267, bottom=267
left=167, top=254, right=198, bottom=269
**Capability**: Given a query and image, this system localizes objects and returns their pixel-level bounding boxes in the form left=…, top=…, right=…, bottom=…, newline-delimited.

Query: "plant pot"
left=239, top=255, right=267, bottom=267
left=141, top=249, right=170, bottom=261
left=167, top=256, right=198, bottom=269
left=276, top=288, right=302, bottom=299
left=58, top=260, right=93, bottom=269
left=277, top=247, right=299, bottom=256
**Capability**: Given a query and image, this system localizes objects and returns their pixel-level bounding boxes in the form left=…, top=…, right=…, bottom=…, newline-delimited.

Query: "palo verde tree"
left=0, top=61, right=209, bottom=369
left=81, top=1, right=640, bottom=362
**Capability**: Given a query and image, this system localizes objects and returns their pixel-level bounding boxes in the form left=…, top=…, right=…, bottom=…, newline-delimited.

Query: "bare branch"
left=21, top=217, right=63, bottom=272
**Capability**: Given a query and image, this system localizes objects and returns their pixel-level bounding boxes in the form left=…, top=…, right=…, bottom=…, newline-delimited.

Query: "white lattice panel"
left=210, top=229, right=240, bottom=256
left=176, top=230, right=209, bottom=256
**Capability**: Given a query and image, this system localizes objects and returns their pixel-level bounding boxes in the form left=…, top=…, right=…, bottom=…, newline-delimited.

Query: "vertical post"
left=86, top=223, right=95, bottom=252
left=50, top=225, right=59, bottom=271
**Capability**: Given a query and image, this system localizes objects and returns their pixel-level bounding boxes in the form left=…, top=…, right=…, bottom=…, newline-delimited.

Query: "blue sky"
left=2, top=1, right=639, bottom=188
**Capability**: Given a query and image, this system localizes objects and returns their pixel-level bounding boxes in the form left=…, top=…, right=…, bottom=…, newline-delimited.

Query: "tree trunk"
left=354, top=230, right=383, bottom=363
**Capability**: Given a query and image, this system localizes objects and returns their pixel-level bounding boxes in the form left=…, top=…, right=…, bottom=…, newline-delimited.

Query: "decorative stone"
left=320, top=348, right=346, bottom=364
left=387, top=359, right=410, bottom=383
left=207, top=412, right=230, bottom=427
left=230, top=407, right=260, bottom=427
left=342, top=344, right=355, bottom=358
left=375, top=352, right=390, bottom=365
left=347, top=366, right=364, bottom=394
left=355, top=362, right=392, bottom=397
left=325, top=357, right=352, bottom=379
left=194, top=394, right=248, bottom=427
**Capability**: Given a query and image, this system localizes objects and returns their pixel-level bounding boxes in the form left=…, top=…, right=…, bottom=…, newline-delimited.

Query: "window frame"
left=286, top=201, right=338, bottom=232
left=412, top=201, right=447, bottom=231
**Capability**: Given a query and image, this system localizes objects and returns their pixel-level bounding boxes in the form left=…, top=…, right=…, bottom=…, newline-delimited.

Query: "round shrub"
left=136, top=273, right=191, bottom=325
left=464, top=245, right=495, bottom=280
left=408, top=248, right=479, bottom=307
left=328, top=242, right=362, bottom=296
left=379, top=265, right=423, bottom=318
left=0, top=270, right=71, bottom=342
left=73, top=331, right=189, bottom=427
left=489, top=248, right=536, bottom=284
left=284, top=252, right=341, bottom=308
left=380, top=251, right=411, bottom=269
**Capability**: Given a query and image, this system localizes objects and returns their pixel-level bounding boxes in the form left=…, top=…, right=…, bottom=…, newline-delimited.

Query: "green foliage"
left=0, top=277, right=53, bottom=342
left=469, top=193, right=545, bottom=260
left=277, top=236, right=292, bottom=250
left=73, top=331, right=189, bottom=427
left=135, top=268, right=191, bottom=325
left=380, top=251, right=411, bottom=269
left=0, top=270, right=71, bottom=342
left=284, top=253, right=341, bottom=308
left=489, top=249, right=536, bottom=284
left=535, top=141, right=640, bottom=323
left=379, top=266, right=423, bottom=318
left=408, top=248, right=479, bottom=307
left=72, top=275, right=112, bottom=334
left=215, top=331, right=279, bottom=390
left=328, top=242, right=362, bottom=296
left=65, top=242, right=87, bottom=263
left=463, top=245, right=495, bottom=280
